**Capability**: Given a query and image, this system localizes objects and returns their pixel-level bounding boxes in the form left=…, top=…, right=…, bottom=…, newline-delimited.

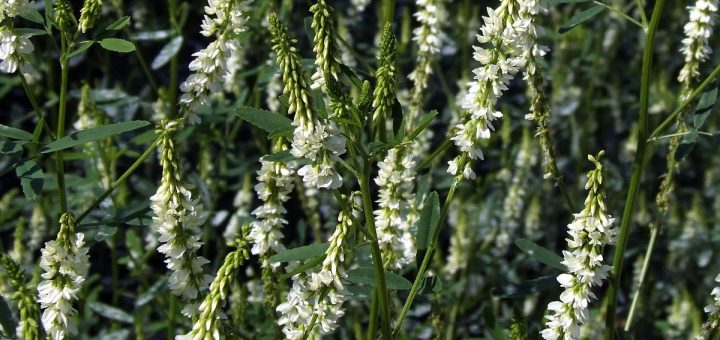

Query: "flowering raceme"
left=277, top=195, right=356, bottom=339
left=374, top=146, right=417, bottom=269
left=541, top=152, right=616, bottom=340
left=678, top=0, right=718, bottom=84
left=150, top=120, right=212, bottom=317
left=179, top=0, right=251, bottom=123
left=269, top=12, right=346, bottom=190
left=448, top=1, right=532, bottom=180
left=37, top=213, right=90, bottom=340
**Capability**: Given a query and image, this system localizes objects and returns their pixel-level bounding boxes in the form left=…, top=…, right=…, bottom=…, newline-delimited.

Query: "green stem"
left=19, top=74, right=55, bottom=140
left=623, top=225, right=658, bottom=331
left=382, top=0, right=396, bottom=26
left=76, top=137, right=161, bottom=223
left=359, top=157, right=392, bottom=339
left=593, top=1, right=644, bottom=29
left=394, top=176, right=460, bottom=334
left=56, top=36, right=70, bottom=214
left=648, top=63, right=720, bottom=141
left=603, top=0, right=664, bottom=338
left=417, top=139, right=450, bottom=170
left=633, top=0, right=649, bottom=28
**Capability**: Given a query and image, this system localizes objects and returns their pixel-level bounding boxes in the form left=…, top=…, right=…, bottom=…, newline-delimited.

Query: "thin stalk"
left=359, top=157, right=392, bottom=339
left=624, top=225, right=658, bottom=331
left=19, top=74, right=55, bottom=139
left=417, top=139, right=450, bottom=170
left=593, top=1, right=644, bottom=29
left=76, top=137, right=161, bottom=223
left=603, top=0, right=665, bottom=338
left=633, top=0, right=649, bottom=28
left=394, top=176, right=460, bottom=334
left=648, top=63, right=720, bottom=141
left=124, top=28, right=159, bottom=94
left=56, top=36, right=70, bottom=214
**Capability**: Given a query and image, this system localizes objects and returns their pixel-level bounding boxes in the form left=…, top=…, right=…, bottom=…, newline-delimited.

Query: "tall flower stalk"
left=178, top=227, right=251, bottom=340
left=37, top=213, right=90, bottom=340
left=656, top=0, right=718, bottom=216
left=1, top=254, right=40, bottom=340
left=276, top=195, right=356, bottom=339
left=179, top=0, right=251, bottom=123
left=448, top=0, right=531, bottom=180
left=269, top=12, right=346, bottom=189
left=698, top=273, right=720, bottom=339
left=541, top=152, right=615, bottom=340
left=150, top=120, right=211, bottom=317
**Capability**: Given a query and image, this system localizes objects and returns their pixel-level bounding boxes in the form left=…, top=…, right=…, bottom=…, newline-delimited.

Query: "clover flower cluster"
left=150, top=120, right=212, bottom=317
left=0, top=6, right=35, bottom=75
left=37, top=213, right=90, bottom=340
left=374, top=146, right=417, bottom=269
left=269, top=12, right=346, bottom=189
left=679, top=0, right=718, bottom=84
left=657, top=0, right=719, bottom=217
left=449, top=1, right=532, bottom=180
left=1, top=254, right=40, bottom=340
left=408, top=0, right=447, bottom=99
left=178, top=231, right=251, bottom=340
left=541, top=152, right=616, bottom=340
left=249, top=156, right=295, bottom=266
left=179, top=0, right=251, bottom=123
left=277, top=197, right=356, bottom=339
left=698, top=273, right=720, bottom=339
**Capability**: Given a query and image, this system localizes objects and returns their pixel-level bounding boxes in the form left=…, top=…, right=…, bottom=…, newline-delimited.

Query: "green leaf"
left=19, top=9, right=45, bottom=25
left=693, top=86, right=717, bottom=129
left=234, top=106, right=293, bottom=137
left=16, top=160, right=44, bottom=200
left=105, top=16, right=131, bottom=31
left=675, top=130, right=699, bottom=161
left=559, top=5, right=605, bottom=34
left=42, top=120, right=150, bottom=153
left=515, top=239, right=567, bottom=271
left=491, top=275, right=558, bottom=298
left=415, top=191, right=440, bottom=264
left=406, top=110, right=437, bottom=141
left=0, top=124, right=33, bottom=140
left=345, top=267, right=413, bottom=290
left=88, top=301, right=133, bottom=324
left=100, top=38, right=136, bottom=53
left=0, top=140, right=25, bottom=156
left=14, top=28, right=48, bottom=37
left=151, top=36, right=183, bottom=70
left=269, top=243, right=330, bottom=263
left=68, top=40, right=95, bottom=59
left=281, top=255, right=326, bottom=280
left=262, top=150, right=295, bottom=162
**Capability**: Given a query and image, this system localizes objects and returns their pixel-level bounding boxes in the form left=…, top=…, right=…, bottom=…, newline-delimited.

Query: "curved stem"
left=394, top=176, right=460, bottom=334
left=624, top=225, right=658, bottom=331
left=359, top=156, right=392, bottom=339
left=76, top=137, right=161, bottom=223
left=603, top=0, right=665, bottom=338
left=19, top=74, right=55, bottom=140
